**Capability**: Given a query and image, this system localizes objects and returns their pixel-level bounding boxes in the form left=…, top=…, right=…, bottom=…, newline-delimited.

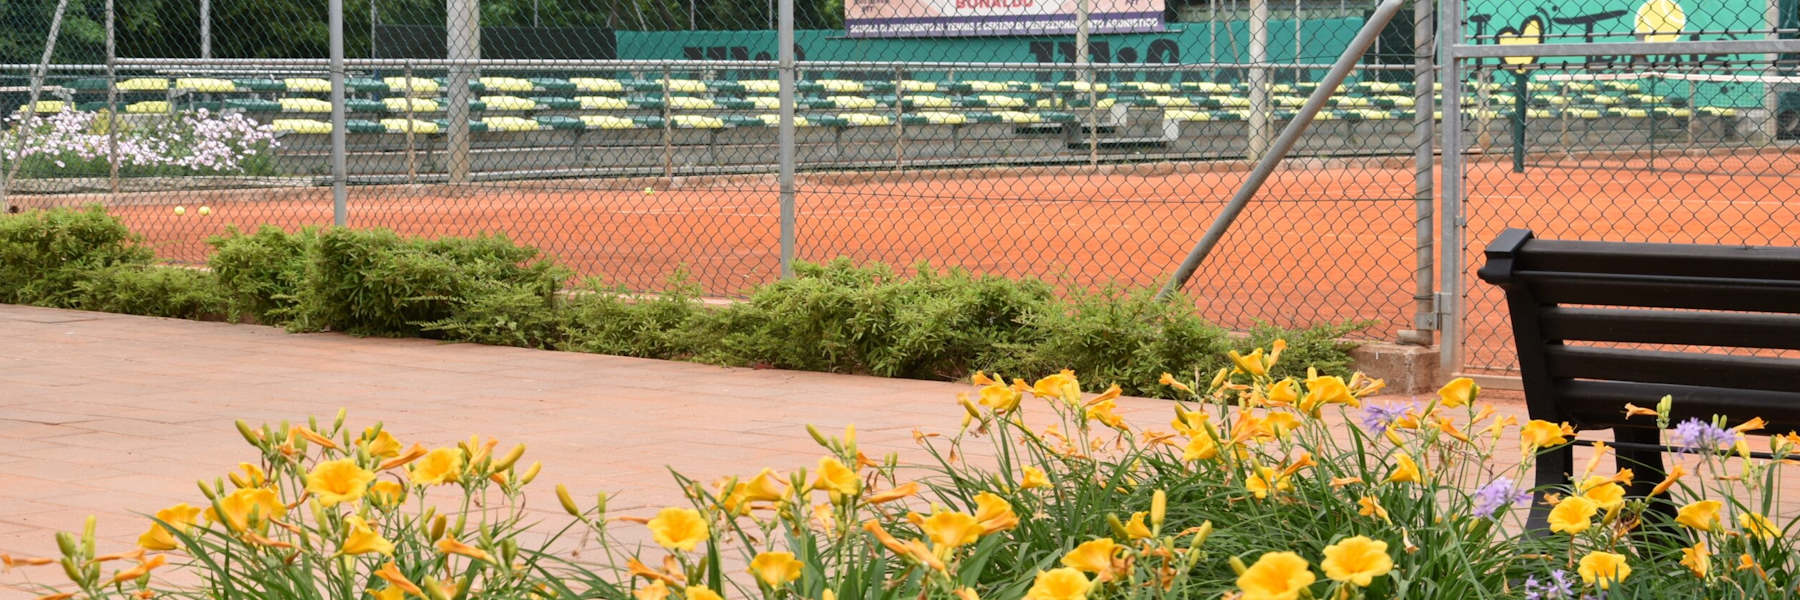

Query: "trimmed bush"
left=74, top=265, right=229, bottom=320
left=0, top=206, right=153, bottom=307
left=208, top=225, right=316, bottom=324
left=294, top=228, right=571, bottom=337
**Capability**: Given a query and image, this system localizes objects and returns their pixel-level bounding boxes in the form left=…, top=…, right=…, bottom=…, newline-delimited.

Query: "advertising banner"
left=845, top=0, right=1165, bottom=38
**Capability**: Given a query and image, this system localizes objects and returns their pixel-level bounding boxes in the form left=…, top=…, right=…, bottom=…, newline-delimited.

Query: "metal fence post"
left=446, top=0, right=478, bottom=185
left=1247, top=0, right=1271, bottom=161
left=778, top=0, right=797, bottom=279
left=330, top=0, right=348, bottom=226
left=106, top=0, right=120, bottom=198
left=1438, top=0, right=1466, bottom=375
left=1400, top=0, right=1435, bottom=346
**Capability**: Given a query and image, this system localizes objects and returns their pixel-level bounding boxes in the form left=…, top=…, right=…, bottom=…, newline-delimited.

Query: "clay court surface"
left=16, top=147, right=1800, bottom=372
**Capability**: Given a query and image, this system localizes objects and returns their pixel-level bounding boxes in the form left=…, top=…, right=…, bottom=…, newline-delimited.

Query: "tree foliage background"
left=2, top=0, right=849, bottom=64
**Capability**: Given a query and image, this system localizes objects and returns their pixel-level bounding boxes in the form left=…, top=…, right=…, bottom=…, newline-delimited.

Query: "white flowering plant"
left=1, top=108, right=279, bottom=178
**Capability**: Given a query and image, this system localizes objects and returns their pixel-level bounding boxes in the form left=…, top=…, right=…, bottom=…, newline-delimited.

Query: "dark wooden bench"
left=1477, top=228, right=1800, bottom=530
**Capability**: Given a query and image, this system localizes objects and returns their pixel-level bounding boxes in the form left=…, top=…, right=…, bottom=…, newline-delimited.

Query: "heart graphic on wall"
left=1635, top=0, right=1688, bottom=43
left=1494, top=16, right=1546, bottom=71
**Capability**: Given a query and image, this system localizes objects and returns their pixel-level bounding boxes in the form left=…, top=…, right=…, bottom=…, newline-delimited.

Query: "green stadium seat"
left=233, top=78, right=286, bottom=92
left=285, top=78, right=331, bottom=93
left=529, top=78, right=576, bottom=92
left=380, top=118, right=440, bottom=134
left=65, top=78, right=111, bottom=91
left=431, top=119, right=489, bottom=133
left=224, top=98, right=282, bottom=112
left=530, top=97, right=581, bottom=110
left=345, top=98, right=386, bottom=113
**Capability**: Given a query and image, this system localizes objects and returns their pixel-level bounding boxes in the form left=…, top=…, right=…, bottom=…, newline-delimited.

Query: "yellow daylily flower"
left=368, top=480, right=407, bottom=509
left=1436, top=377, right=1479, bottom=408
left=972, top=492, right=1019, bottom=534
left=1649, top=464, right=1686, bottom=496
left=1739, top=512, right=1779, bottom=540
left=1578, top=551, right=1630, bottom=590
left=1321, top=536, right=1393, bottom=587
left=1520, top=420, right=1575, bottom=452
left=811, top=457, right=860, bottom=499
left=1385, top=454, right=1422, bottom=485
left=436, top=535, right=492, bottom=562
left=685, top=586, right=725, bottom=600
left=374, top=561, right=424, bottom=597
left=1680, top=542, right=1709, bottom=578
left=1358, top=496, right=1390, bottom=522
left=1060, top=538, right=1120, bottom=576
left=367, top=586, right=405, bottom=600
left=137, top=503, right=202, bottom=551
left=1247, top=466, right=1292, bottom=499
left=106, top=553, right=166, bottom=585
left=1124, top=512, right=1152, bottom=539
left=1266, top=379, right=1299, bottom=406
left=305, top=459, right=376, bottom=507
left=1024, top=567, right=1092, bottom=600
left=862, top=520, right=946, bottom=571
left=1300, top=375, right=1356, bottom=414
left=1158, top=372, right=1192, bottom=393
left=408, top=447, right=464, bottom=486
left=1576, top=476, right=1626, bottom=511
left=1676, top=500, right=1722, bottom=531
left=978, top=383, right=1023, bottom=412
left=749, top=551, right=803, bottom=586
left=865, top=481, right=920, bottom=505
left=918, top=509, right=983, bottom=550
left=1032, top=370, right=1083, bottom=405
left=341, top=515, right=394, bottom=556
left=1237, top=551, right=1315, bottom=600
left=1084, top=398, right=1126, bottom=430
left=206, top=486, right=286, bottom=533
left=1228, top=348, right=1268, bottom=377
left=379, top=444, right=429, bottom=471
left=647, top=507, right=710, bottom=552
left=361, top=427, right=402, bottom=459
left=1548, top=495, right=1599, bottom=535
left=634, top=580, right=671, bottom=600
left=1019, top=466, right=1051, bottom=489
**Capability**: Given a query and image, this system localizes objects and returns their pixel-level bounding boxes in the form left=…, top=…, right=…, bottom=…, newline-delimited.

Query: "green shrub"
left=417, top=279, right=571, bottom=349
left=0, top=206, right=153, bottom=307
left=702, top=260, right=1056, bottom=379
left=560, top=278, right=709, bottom=359
left=295, top=228, right=571, bottom=337
left=74, top=265, right=229, bottom=319
left=207, top=225, right=316, bottom=323
left=990, top=287, right=1233, bottom=397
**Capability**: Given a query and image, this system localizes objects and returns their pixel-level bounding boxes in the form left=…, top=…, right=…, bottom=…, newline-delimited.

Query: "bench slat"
left=1559, top=379, right=1800, bottom=430
left=1540, top=307, right=1800, bottom=350
left=1517, top=239, right=1800, bottom=281
left=1517, top=271, right=1800, bottom=313
left=1546, top=346, right=1800, bottom=393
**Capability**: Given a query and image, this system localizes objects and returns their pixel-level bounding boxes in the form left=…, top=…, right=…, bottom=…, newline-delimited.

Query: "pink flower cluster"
left=2, top=108, right=278, bottom=174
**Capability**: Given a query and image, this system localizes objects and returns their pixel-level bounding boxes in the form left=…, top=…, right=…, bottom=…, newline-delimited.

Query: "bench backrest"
left=1477, top=228, right=1800, bottom=433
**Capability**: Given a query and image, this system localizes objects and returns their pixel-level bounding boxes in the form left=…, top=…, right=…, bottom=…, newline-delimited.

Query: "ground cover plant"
left=1, top=109, right=278, bottom=178
left=0, top=207, right=1359, bottom=397
left=6, top=347, right=1796, bottom=599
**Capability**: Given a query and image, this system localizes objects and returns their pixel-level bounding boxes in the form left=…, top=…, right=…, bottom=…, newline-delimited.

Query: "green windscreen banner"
left=1463, top=0, right=1778, bottom=106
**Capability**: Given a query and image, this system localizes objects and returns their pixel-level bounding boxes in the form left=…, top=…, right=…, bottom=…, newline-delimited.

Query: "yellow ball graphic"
left=173, top=205, right=186, bottom=215
left=198, top=206, right=212, bottom=216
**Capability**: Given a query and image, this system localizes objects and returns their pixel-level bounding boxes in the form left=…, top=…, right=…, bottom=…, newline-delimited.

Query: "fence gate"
left=1440, top=0, right=1800, bottom=377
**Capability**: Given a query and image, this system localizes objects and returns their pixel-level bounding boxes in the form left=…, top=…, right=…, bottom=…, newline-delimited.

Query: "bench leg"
left=1525, top=443, right=1574, bottom=534
left=1613, top=426, right=1677, bottom=524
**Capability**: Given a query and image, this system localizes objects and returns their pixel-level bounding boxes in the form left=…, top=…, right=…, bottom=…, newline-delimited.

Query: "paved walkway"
left=1, top=303, right=1507, bottom=596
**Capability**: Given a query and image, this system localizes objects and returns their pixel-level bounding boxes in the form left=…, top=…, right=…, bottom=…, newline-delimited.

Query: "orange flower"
left=106, top=554, right=167, bottom=585
left=374, top=561, right=424, bottom=596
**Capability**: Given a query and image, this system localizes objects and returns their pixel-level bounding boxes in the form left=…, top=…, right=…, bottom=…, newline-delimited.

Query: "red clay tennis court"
left=22, top=147, right=1800, bottom=370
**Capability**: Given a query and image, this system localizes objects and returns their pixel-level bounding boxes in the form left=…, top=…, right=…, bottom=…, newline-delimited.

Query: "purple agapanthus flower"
left=1522, top=569, right=1577, bottom=600
left=1360, top=402, right=1412, bottom=434
left=1472, top=477, right=1532, bottom=516
left=1672, top=417, right=1737, bottom=451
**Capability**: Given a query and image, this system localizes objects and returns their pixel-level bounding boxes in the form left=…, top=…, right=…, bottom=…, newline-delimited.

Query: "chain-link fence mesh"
left=2, top=0, right=1440, bottom=341
left=1453, top=0, right=1800, bottom=373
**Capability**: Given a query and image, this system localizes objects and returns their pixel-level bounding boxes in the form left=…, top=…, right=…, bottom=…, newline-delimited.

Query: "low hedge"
left=1, top=207, right=1364, bottom=396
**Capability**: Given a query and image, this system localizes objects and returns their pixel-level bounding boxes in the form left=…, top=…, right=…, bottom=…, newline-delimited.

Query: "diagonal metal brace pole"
left=1155, top=0, right=1411, bottom=302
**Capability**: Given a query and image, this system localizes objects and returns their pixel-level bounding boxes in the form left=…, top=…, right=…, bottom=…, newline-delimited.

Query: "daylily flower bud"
left=805, top=424, right=832, bottom=449
left=55, top=532, right=77, bottom=557
left=1105, top=513, right=1131, bottom=539
left=60, top=557, right=85, bottom=585
left=429, top=515, right=447, bottom=541
left=492, top=444, right=526, bottom=473
left=235, top=420, right=263, bottom=447
left=197, top=480, right=218, bottom=500
left=81, top=516, right=96, bottom=557
left=333, top=408, right=347, bottom=431
left=557, top=485, right=582, bottom=518
left=519, top=461, right=542, bottom=486
left=1228, top=555, right=1249, bottom=576
left=1150, top=490, right=1167, bottom=528
left=1190, top=521, right=1214, bottom=550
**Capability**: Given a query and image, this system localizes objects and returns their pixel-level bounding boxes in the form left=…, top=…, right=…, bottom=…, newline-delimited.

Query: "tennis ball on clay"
left=173, top=205, right=186, bottom=215
left=644, top=187, right=655, bottom=194
left=198, top=206, right=211, bottom=216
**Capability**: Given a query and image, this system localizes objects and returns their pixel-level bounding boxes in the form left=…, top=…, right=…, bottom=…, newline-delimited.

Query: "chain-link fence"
left=1, top=0, right=1445, bottom=344
left=1445, top=0, right=1800, bottom=373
